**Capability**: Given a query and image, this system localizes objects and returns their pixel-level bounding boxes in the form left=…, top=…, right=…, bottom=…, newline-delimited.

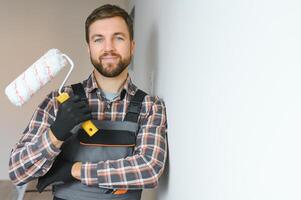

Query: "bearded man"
left=9, top=4, right=167, bottom=200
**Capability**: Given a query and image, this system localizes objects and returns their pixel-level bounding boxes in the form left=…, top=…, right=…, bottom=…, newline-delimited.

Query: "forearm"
left=80, top=97, right=168, bottom=189
left=9, top=129, right=61, bottom=185
left=68, top=96, right=167, bottom=190
left=82, top=156, right=166, bottom=189
left=71, top=138, right=167, bottom=188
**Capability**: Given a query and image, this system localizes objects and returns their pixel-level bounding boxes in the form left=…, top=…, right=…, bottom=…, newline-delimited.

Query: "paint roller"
left=5, top=49, right=98, bottom=137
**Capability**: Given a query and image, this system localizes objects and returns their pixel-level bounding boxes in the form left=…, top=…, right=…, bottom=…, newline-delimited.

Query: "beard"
left=90, top=51, right=132, bottom=78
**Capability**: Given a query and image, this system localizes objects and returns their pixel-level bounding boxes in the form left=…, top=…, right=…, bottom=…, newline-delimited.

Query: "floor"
left=0, top=180, right=155, bottom=200
left=0, top=179, right=52, bottom=200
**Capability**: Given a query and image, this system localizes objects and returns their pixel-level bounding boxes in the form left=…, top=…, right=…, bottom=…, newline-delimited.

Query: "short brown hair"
left=85, top=4, right=133, bottom=43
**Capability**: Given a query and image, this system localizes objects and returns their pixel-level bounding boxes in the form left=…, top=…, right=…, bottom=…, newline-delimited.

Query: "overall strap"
left=124, top=89, right=147, bottom=123
left=71, top=83, right=147, bottom=123
left=71, top=83, right=87, bottom=99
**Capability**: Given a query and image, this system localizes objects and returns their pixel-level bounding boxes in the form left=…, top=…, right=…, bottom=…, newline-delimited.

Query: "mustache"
left=99, top=52, right=121, bottom=59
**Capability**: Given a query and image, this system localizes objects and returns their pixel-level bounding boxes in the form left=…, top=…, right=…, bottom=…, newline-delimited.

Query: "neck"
left=93, top=68, right=128, bottom=93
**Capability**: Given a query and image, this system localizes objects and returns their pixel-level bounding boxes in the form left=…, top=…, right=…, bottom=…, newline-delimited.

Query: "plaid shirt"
left=9, top=72, right=167, bottom=190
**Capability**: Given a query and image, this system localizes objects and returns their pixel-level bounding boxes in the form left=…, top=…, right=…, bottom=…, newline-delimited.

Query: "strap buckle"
left=105, top=189, right=128, bottom=195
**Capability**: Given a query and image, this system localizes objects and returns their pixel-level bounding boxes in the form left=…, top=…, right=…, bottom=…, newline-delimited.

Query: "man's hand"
left=36, top=157, right=77, bottom=193
left=71, top=162, right=82, bottom=180
left=50, top=95, right=91, bottom=141
left=48, top=129, right=64, bottom=149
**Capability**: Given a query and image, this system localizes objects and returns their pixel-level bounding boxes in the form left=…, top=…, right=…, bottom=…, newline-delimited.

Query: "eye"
left=115, top=36, right=124, bottom=41
left=94, top=38, right=103, bottom=43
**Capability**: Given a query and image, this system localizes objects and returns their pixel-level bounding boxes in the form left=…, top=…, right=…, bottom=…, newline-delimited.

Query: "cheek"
left=89, top=45, right=101, bottom=56
left=119, top=44, right=132, bottom=56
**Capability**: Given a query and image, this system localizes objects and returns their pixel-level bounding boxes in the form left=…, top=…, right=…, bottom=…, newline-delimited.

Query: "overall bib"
left=53, top=83, right=146, bottom=200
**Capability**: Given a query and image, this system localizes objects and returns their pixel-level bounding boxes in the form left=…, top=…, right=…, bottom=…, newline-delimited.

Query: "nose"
left=104, top=39, right=115, bottom=52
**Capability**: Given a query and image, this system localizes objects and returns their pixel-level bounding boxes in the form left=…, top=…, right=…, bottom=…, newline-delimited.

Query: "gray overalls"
left=53, top=83, right=146, bottom=200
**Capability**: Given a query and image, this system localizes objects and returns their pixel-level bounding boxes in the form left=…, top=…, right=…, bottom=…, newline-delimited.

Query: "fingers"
left=62, top=95, right=89, bottom=108
left=75, top=113, right=92, bottom=124
left=74, top=99, right=91, bottom=116
left=82, top=113, right=92, bottom=121
left=75, top=100, right=89, bottom=109
left=70, top=95, right=81, bottom=102
left=80, top=106, right=91, bottom=114
left=77, top=102, right=91, bottom=116
left=71, top=95, right=89, bottom=103
left=59, top=94, right=92, bottom=123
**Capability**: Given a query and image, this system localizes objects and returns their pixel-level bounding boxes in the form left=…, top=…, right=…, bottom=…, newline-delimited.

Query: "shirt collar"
left=85, top=71, right=138, bottom=98
left=86, top=72, right=99, bottom=93
left=122, top=74, right=137, bottom=96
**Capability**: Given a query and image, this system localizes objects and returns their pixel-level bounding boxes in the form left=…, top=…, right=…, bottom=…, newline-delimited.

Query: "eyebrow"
left=114, top=32, right=127, bottom=37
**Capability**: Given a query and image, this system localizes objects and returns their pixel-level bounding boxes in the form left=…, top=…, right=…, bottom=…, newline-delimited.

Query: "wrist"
left=48, top=129, right=63, bottom=148
left=71, top=162, right=82, bottom=180
left=50, top=122, right=72, bottom=141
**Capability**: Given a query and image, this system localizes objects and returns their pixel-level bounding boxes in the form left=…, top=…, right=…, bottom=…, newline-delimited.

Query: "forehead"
left=89, top=16, right=129, bottom=37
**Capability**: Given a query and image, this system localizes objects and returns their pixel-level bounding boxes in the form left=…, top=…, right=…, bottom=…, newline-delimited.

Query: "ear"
left=131, top=40, right=136, bottom=55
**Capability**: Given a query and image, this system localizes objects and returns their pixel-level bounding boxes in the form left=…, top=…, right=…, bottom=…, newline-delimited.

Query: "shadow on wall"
left=144, top=23, right=170, bottom=195
left=145, top=24, right=159, bottom=95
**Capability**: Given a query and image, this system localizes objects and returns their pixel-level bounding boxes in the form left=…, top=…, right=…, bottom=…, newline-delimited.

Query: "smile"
left=100, top=56, right=119, bottom=62
left=102, top=56, right=118, bottom=59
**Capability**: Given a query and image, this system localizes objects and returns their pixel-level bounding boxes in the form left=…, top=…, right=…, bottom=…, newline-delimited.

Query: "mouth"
left=102, top=56, right=118, bottom=59
left=100, top=55, right=119, bottom=62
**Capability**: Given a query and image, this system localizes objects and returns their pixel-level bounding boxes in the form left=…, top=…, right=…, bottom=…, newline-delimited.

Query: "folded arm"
left=80, top=97, right=168, bottom=189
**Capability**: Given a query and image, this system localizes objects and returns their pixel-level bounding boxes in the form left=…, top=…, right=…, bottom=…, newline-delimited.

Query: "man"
left=9, top=4, right=167, bottom=200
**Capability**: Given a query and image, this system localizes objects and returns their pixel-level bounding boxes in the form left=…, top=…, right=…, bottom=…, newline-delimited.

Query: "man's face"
left=87, top=16, right=135, bottom=78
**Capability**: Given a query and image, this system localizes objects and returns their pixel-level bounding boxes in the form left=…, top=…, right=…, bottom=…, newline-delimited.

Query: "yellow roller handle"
left=56, top=92, right=98, bottom=137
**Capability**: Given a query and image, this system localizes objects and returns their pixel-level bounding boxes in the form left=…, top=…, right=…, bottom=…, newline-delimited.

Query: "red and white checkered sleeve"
left=8, top=92, right=61, bottom=186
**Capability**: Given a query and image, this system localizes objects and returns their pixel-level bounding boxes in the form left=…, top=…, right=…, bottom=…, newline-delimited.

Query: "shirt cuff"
left=38, top=130, right=61, bottom=160
left=81, top=162, right=98, bottom=186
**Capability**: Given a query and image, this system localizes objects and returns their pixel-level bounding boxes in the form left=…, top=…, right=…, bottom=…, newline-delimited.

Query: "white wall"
left=131, top=0, right=301, bottom=199
left=0, top=0, right=129, bottom=180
